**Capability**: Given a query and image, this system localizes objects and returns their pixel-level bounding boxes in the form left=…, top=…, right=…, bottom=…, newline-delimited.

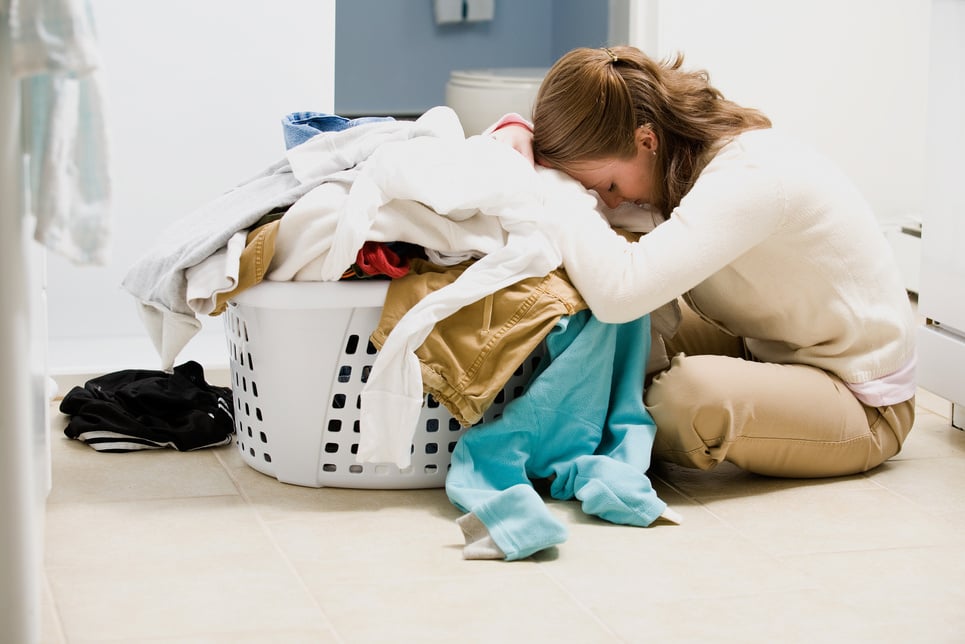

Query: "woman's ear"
left=636, top=125, right=657, bottom=155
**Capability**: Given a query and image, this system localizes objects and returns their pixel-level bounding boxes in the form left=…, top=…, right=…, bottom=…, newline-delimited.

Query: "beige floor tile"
left=267, top=503, right=523, bottom=585
left=45, top=496, right=330, bottom=641
left=47, top=559, right=330, bottom=642
left=865, top=455, right=965, bottom=515
left=780, top=546, right=965, bottom=642
left=594, top=589, right=926, bottom=644
left=298, top=572, right=620, bottom=643
left=40, top=573, right=65, bottom=644
left=48, top=412, right=240, bottom=504
left=42, top=370, right=964, bottom=642
left=547, top=517, right=818, bottom=605
left=695, top=486, right=958, bottom=556
left=46, top=496, right=269, bottom=568
left=84, top=631, right=341, bottom=644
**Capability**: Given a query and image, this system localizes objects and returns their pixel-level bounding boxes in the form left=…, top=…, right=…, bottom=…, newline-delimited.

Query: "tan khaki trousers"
left=644, top=302, right=915, bottom=478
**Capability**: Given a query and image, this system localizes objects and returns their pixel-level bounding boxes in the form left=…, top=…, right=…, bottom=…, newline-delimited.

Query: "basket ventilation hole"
left=494, top=390, right=505, bottom=404
left=263, top=453, right=272, bottom=463
left=345, top=334, right=359, bottom=355
left=247, top=426, right=253, bottom=438
left=242, top=377, right=247, bottom=392
left=255, top=408, right=263, bottom=421
left=245, top=403, right=250, bottom=416
left=350, top=444, right=358, bottom=455
left=361, top=365, right=371, bottom=383
left=426, top=418, right=439, bottom=433
left=366, top=341, right=377, bottom=355
left=449, top=418, right=461, bottom=432
left=259, top=432, right=267, bottom=444
left=249, top=447, right=255, bottom=457
left=449, top=441, right=458, bottom=453
left=349, top=464, right=364, bottom=474
left=425, top=464, right=438, bottom=474
left=353, top=420, right=360, bottom=433
left=327, top=419, right=342, bottom=433
left=426, top=395, right=439, bottom=409
left=425, top=442, right=438, bottom=454
left=338, top=365, right=352, bottom=383
left=247, top=353, right=255, bottom=370
left=324, top=442, right=339, bottom=453
left=332, top=393, right=346, bottom=409
left=322, top=464, right=337, bottom=472
left=251, top=381, right=258, bottom=397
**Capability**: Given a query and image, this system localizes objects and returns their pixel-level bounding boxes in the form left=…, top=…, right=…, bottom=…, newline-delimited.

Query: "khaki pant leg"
left=644, top=354, right=915, bottom=478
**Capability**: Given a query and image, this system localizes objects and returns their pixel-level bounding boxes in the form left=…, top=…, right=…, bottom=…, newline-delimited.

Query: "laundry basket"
left=223, top=280, right=541, bottom=489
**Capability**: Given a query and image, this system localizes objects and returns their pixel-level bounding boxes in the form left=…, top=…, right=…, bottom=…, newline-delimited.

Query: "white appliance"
left=917, top=0, right=965, bottom=429
left=445, top=67, right=546, bottom=136
left=0, top=8, right=50, bottom=642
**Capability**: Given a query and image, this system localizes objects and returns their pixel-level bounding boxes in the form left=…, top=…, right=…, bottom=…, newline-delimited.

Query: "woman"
left=491, top=45, right=916, bottom=478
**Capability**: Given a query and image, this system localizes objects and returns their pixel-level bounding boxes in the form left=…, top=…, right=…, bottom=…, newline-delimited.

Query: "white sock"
left=456, top=512, right=506, bottom=560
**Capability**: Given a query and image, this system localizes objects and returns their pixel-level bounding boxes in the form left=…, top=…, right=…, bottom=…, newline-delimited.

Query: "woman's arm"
left=543, top=157, right=785, bottom=322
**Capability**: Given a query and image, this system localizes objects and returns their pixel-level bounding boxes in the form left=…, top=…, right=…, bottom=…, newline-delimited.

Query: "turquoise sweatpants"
left=445, top=310, right=667, bottom=560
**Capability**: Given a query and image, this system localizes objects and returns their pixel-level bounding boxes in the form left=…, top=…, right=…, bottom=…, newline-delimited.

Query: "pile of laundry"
left=97, top=106, right=684, bottom=560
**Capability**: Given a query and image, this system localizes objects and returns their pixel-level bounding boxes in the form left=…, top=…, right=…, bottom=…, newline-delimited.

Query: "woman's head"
left=532, top=46, right=771, bottom=214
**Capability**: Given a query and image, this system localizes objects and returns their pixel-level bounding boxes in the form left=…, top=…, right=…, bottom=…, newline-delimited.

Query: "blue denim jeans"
left=281, top=111, right=394, bottom=150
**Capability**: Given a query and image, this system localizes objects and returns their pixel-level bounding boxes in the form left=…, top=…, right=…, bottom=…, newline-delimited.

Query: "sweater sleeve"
left=545, top=149, right=787, bottom=323
left=483, top=112, right=533, bottom=136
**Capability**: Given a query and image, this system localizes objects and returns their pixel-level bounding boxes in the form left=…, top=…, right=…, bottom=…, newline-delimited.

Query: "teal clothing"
left=446, top=310, right=667, bottom=561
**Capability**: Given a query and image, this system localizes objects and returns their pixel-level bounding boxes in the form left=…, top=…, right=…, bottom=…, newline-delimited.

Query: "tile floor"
left=41, top=385, right=965, bottom=644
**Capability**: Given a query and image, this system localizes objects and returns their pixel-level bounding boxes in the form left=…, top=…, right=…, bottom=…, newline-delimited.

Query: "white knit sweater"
left=548, top=128, right=917, bottom=386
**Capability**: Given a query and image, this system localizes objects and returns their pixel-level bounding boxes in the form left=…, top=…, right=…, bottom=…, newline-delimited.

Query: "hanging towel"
left=9, top=0, right=112, bottom=265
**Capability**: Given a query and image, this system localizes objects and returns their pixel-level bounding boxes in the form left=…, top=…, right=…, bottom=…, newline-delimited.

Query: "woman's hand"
left=491, top=123, right=535, bottom=166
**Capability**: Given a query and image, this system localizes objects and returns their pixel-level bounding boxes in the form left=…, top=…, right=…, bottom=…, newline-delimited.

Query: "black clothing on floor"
left=59, top=361, right=234, bottom=452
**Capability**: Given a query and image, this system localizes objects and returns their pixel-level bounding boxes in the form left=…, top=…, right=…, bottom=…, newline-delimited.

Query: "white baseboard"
left=48, top=329, right=231, bottom=397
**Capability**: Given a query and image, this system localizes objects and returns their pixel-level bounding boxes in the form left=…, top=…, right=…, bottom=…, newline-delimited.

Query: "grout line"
left=210, top=446, right=348, bottom=644
left=41, top=569, right=68, bottom=644
left=537, top=564, right=631, bottom=643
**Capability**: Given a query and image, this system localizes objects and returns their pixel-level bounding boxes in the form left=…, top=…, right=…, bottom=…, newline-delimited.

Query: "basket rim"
left=229, top=279, right=389, bottom=310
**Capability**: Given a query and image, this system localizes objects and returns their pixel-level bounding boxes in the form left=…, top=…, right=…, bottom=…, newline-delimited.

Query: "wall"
left=334, top=0, right=608, bottom=116
left=632, top=0, right=931, bottom=226
left=45, top=0, right=608, bottom=378
left=45, top=0, right=336, bottom=378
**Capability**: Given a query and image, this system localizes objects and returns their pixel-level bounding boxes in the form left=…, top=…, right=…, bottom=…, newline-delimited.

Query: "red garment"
left=354, top=241, right=410, bottom=278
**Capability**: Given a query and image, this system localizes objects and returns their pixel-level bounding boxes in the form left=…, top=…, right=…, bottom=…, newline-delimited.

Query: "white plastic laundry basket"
left=223, top=280, right=541, bottom=489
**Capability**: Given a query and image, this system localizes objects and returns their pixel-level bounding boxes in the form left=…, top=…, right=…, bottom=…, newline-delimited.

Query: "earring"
left=652, top=150, right=657, bottom=156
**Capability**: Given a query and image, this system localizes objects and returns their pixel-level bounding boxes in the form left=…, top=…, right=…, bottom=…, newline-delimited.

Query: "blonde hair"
left=532, top=46, right=771, bottom=215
